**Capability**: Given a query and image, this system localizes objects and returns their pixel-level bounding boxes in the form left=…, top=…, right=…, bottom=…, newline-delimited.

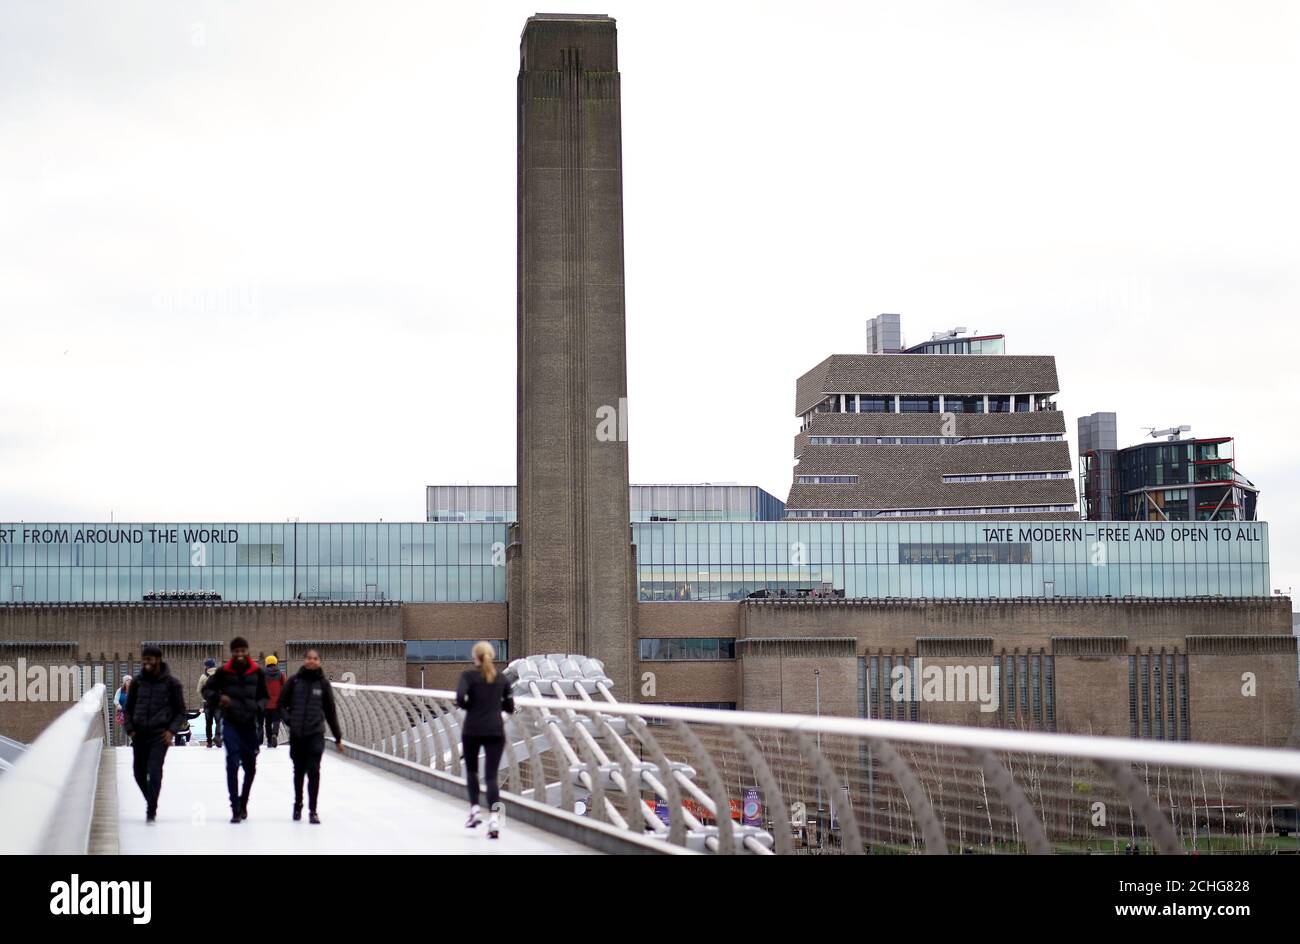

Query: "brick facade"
left=5, top=597, right=1295, bottom=750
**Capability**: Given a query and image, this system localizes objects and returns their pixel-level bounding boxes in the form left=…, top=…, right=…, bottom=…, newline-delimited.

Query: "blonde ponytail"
left=473, top=641, right=497, bottom=684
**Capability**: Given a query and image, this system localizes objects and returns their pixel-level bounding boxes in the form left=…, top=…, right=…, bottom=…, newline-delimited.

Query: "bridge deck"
left=112, top=745, right=595, bottom=855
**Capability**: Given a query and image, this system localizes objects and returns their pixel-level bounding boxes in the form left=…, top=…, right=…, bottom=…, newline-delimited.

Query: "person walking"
left=261, top=655, right=286, bottom=748
left=123, top=645, right=187, bottom=823
left=279, top=649, right=344, bottom=824
left=203, top=637, right=268, bottom=824
left=113, top=675, right=132, bottom=744
left=455, top=641, right=514, bottom=839
left=198, top=658, right=221, bottom=747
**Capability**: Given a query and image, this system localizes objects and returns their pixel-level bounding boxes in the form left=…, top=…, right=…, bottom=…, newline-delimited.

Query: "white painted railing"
left=0, top=683, right=108, bottom=854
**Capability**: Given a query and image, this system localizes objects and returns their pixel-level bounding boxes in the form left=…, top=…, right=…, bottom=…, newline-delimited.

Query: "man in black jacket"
left=123, top=645, right=187, bottom=823
left=279, top=649, right=344, bottom=824
left=203, top=637, right=268, bottom=823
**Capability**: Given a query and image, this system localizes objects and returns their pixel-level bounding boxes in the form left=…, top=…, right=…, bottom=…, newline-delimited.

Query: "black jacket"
left=455, top=669, right=515, bottom=739
left=124, top=662, right=187, bottom=738
left=203, top=658, right=268, bottom=727
left=280, top=667, right=343, bottom=742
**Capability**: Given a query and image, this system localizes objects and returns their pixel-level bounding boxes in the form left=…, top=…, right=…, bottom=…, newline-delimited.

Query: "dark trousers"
left=289, top=733, right=325, bottom=811
left=462, top=734, right=505, bottom=809
left=260, top=707, right=281, bottom=746
left=204, top=706, right=222, bottom=743
left=131, top=735, right=169, bottom=814
left=223, top=720, right=258, bottom=808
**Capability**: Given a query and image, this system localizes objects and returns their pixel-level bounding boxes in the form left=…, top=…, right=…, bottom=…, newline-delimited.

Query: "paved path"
left=113, top=745, right=595, bottom=854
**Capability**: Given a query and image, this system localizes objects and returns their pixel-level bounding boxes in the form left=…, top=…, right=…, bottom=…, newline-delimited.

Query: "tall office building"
left=788, top=318, right=1078, bottom=520
left=514, top=14, right=635, bottom=690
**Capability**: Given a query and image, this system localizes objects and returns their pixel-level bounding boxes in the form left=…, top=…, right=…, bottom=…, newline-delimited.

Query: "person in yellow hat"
left=261, top=654, right=286, bottom=748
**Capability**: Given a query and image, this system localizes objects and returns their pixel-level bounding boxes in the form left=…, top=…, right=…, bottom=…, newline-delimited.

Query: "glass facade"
left=0, top=519, right=1269, bottom=604
left=904, top=336, right=1006, bottom=355
left=426, top=484, right=785, bottom=522
left=630, top=520, right=1269, bottom=601
left=0, top=523, right=507, bottom=604
left=628, top=484, right=785, bottom=522
left=427, top=486, right=516, bottom=522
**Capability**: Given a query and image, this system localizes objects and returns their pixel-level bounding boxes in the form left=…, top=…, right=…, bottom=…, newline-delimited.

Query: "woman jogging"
left=455, top=641, right=515, bottom=839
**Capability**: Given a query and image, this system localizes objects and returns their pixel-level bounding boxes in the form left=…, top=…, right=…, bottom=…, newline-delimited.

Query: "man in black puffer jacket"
left=124, top=645, right=187, bottom=824
left=279, top=649, right=344, bottom=824
left=203, top=636, right=268, bottom=823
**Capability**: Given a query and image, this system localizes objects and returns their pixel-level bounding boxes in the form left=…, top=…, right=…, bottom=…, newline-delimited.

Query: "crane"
left=1143, top=425, right=1192, bottom=441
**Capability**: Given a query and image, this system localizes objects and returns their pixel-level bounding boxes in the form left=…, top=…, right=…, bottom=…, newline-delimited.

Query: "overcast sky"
left=1, top=1, right=1297, bottom=601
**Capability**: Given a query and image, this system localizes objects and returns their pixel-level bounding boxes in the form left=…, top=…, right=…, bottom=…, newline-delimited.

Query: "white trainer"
left=465, top=805, right=482, bottom=829
left=487, top=802, right=503, bottom=839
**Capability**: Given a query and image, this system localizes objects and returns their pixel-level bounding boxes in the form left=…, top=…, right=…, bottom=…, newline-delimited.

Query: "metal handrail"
left=334, top=681, right=1300, bottom=855
left=0, top=683, right=107, bottom=854
left=345, top=684, right=1300, bottom=779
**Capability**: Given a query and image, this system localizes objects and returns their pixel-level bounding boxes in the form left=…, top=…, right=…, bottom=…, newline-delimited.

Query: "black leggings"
left=290, top=734, right=325, bottom=811
left=462, top=734, right=505, bottom=808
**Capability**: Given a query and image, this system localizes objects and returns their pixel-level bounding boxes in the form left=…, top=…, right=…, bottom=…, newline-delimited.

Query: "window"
left=1043, top=656, right=1055, bottom=731
left=1177, top=654, right=1189, bottom=740
left=639, top=637, right=737, bottom=661
left=1139, top=655, right=1151, bottom=738
left=236, top=544, right=284, bottom=565
left=856, top=395, right=892, bottom=413
left=970, top=338, right=1004, bottom=355
left=1128, top=656, right=1138, bottom=737
left=900, top=396, right=940, bottom=413
left=406, top=639, right=508, bottom=663
left=942, top=471, right=1072, bottom=483
left=987, top=396, right=1011, bottom=413
left=808, top=434, right=1064, bottom=446
left=1153, top=656, right=1164, bottom=739
left=787, top=505, right=1074, bottom=520
left=943, top=396, right=981, bottom=413
left=899, top=543, right=1033, bottom=564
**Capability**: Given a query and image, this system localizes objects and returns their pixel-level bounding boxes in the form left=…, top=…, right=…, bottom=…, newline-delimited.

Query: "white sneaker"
left=487, top=803, right=502, bottom=839
left=465, top=805, right=482, bottom=829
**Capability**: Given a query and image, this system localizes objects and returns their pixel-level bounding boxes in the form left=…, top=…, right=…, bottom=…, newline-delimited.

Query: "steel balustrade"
left=335, top=654, right=1300, bottom=855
